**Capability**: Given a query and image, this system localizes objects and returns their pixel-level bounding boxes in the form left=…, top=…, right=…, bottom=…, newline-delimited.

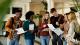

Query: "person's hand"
left=56, top=22, right=59, bottom=26
left=74, top=40, right=80, bottom=44
left=14, top=30, right=17, bottom=32
left=50, top=36, right=53, bottom=39
left=43, top=24, right=47, bottom=28
left=26, top=30, right=34, bottom=33
left=78, top=41, right=80, bottom=45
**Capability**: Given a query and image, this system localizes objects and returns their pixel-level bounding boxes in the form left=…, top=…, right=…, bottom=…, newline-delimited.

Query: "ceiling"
left=31, top=0, right=46, bottom=3
left=30, top=0, right=80, bottom=9
left=31, top=0, right=72, bottom=3
left=31, top=0, right=80, bottom=3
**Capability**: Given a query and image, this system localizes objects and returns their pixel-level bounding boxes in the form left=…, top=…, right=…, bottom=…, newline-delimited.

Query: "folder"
left=16, top=28, right=27, bottom=34
left=47, top=24, right=63, bottom=36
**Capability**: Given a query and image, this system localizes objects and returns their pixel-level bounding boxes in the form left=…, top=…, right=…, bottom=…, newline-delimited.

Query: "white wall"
left=4, top=0, right=31, bottom=21
left=46, top=0, right=54, bottom=12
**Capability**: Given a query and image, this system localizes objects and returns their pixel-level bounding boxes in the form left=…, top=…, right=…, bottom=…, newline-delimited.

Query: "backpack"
left=3, top=17, right=14, bottom=37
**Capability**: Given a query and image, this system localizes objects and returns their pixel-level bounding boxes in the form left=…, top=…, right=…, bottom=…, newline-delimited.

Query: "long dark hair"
left=58, top=14, right=64, bottom=24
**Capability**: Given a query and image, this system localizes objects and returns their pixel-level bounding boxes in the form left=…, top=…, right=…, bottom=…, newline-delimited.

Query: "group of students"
left=5, top=8, right=80, bottom=45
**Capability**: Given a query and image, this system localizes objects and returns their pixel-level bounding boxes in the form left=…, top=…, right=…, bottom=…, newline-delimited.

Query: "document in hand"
left=29, top=24, right=34, bottom=30
left=16, top=28, right=27, bottom=34
left=47, top=24, right=63, bottom=36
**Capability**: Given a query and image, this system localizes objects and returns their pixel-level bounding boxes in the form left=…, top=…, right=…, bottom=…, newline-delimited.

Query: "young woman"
left=38, top=12, right=50, bottom=45
left=63, top=13, right=69, bottom=45
left=66, top=12, right=80, bottom=45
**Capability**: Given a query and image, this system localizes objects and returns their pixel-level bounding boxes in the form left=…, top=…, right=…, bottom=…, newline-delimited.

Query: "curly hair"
left=25, top=11, right=34, bottom=19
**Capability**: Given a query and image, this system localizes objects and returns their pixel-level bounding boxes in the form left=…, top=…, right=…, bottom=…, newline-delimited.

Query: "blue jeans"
left=9, top=38, right=19, bottom=45
left=52, top=33, right=63, bottom=45
left=25, top=39, right=34, bottom=45
left=63, top=39, right=67, bottom=45
left=40, top=36, right=50, bottom=45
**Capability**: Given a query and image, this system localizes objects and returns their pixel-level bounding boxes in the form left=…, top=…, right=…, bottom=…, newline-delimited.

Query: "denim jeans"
left=52, top=33, right=63, bottom=45
left=9, top=38, right=19, bottom=45
left=63, top=40, right=67, bottom=45
left=40, top=36, right=50, bottom=45
left=7, top=38, right=10, bottom=45
left=25, top=39, right=34, bottom=45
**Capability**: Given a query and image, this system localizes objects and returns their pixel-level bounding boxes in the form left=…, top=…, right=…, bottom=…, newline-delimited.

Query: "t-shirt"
left=39, top=19, right=49, bottom=36
left=23, top=19, right=36, bottom=39
left=50, top=16, right=59, bottom=28
left=50, top=16, right=60, bottom=35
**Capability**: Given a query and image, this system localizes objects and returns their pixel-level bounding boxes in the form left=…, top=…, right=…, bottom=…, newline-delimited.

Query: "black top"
left=50, top=16, right=59, bottom=28
left=50, top=16, right=60, bottom=35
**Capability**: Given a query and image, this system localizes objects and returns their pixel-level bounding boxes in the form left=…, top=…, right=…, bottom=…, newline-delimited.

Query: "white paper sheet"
left=47, top=24, right=63, bottom=36
left=42, top=28, right=49, bottom=31
left=16, top=28, right=27, bottom=34
left=29, top=24, right=34, bottom=30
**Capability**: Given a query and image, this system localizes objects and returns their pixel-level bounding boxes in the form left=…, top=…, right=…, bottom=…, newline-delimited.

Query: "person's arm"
left=67, top=22, right=76, bottom=44
left=19, top=20, right=23, bottom=27
left=48, top=17, right=53, bottom=39
left=49, top=29, right=53, bottom=39
left=50, top=17, right=54, bottom=24
left=33, top=23, right=38, bottom=33
left=23, top=21, right=28, bottom=31
left=67, top=22, right=75, bottom=37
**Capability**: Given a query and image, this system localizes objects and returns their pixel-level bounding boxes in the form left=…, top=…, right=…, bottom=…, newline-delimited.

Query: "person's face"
left=44, top=14, right=49, bottom=19
left=15, top=12, right=22, bottom=18
left=64, top=15, right=68, bottom=22
left=68, top=14, right=71, bottom=22
left=59, top=24, right=64, bottom=29
left=52, top=11, right=58, bottom=16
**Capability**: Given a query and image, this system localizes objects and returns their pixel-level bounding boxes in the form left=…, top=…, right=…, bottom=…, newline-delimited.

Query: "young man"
left=50, top=8, right=63, bottom=45
left=23, top=11, right=37, bottom=45
left=5, top=10, right=23, bottom=45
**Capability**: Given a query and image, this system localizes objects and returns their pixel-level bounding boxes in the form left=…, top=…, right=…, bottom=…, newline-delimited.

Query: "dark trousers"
left=52, top=33, right=63, bottom=45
